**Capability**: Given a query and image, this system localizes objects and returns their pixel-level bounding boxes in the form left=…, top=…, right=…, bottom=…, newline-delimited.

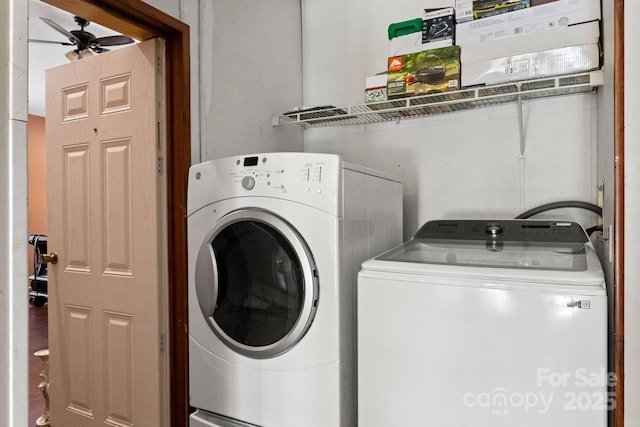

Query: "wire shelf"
left=276, top=70, right=603, bottom=129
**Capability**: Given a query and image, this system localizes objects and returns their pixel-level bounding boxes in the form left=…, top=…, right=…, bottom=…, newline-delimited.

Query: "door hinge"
left=160, top=334, right=166, bottom=352
left=157, top=157, right=164, bottom=175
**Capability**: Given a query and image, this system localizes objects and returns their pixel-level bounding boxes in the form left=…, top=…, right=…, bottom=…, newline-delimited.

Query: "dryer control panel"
left=188, top=152, right=343, bottom=216
left=229, top=154, right=339, bottom=197
left=187, top=152, right=401, bottom=217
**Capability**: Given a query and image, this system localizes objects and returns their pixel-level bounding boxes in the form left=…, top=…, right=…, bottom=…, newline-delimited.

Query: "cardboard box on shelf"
left=365, top=74, right=388, bottom=103
left=455, top=0, right=474, bottom=23
left=387, top=46, right=461, bottom=98
left=389, top=18, right=424, bottom=56
left=460, top=21, right=600, bottom=86
left=531, top=0, right=559, bottom=5
left=473, top=0, right=531, bottom=19
left=389, top=9, right=454, bottom=57
left=456, top=0, right=600, bottom=44
left=422, top=8, right=455, bottom=45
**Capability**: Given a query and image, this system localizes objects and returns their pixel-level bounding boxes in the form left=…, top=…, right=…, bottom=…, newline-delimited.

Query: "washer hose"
left=515, top=200, right=603, bottom=236
left=515, top=201, right=602, bottom=219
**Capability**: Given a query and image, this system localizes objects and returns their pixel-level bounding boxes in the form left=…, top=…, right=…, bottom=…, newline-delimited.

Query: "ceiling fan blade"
left=28, top=38, right=74, bottom=46
left=91, top=46, right=111, bottom=54
left=92, top=35, right=135, bottom=46
left=40, top=17, right=80, bottom=44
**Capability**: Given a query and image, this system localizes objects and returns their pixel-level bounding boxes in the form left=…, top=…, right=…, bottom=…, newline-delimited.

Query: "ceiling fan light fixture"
left=65, top=48, right=93, bottom=62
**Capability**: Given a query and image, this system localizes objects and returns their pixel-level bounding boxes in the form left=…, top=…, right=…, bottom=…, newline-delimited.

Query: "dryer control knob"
left=242, top=176, right=256, bottom=190
left=485, top=223, right=504, bottom=237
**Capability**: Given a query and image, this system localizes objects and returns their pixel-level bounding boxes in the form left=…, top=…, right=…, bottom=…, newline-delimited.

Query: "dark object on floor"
left=28, top=234, right=48, bottom=307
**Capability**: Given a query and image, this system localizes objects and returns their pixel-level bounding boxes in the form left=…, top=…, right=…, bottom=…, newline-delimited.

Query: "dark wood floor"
left=29, top=303, right=48, bottom=426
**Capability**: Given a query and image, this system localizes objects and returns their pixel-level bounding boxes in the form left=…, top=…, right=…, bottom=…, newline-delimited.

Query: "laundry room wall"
left=300, top=0, right=603, bottom=241
left=196, top=0, right=304, bottom=161
left=134, top=0, right=305, bottom=164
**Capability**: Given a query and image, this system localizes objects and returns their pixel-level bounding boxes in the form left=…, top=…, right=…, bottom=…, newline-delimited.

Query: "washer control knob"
left=486, top=223, right=504, bottom=237
left=241, top=176, right=256, bottom=190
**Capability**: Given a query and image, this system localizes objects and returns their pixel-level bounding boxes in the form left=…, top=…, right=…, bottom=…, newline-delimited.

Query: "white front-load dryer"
left=187, top=152, right=403, bottom=427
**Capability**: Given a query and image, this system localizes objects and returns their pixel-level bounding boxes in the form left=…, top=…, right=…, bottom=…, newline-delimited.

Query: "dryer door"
left=195, top=209, right=319, bottom=358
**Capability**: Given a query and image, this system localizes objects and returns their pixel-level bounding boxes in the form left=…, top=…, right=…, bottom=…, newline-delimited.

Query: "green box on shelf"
left=387, top=45, right=460, bottom=98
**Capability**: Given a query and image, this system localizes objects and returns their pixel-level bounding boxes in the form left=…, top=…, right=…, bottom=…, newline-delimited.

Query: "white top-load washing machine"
left=187, top=152, right=403, bottom=427
left=358, top=219, right=608, bottom=427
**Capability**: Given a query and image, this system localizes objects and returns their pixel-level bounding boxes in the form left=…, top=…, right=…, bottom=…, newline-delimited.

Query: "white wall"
left=301, top=0, right=601, bottom=240
left=197, top=0, right=303, bottom=162
left=625, top=0, right=640, bottom=424
left=136, top=0, right=203, bottom=163
left=138, top=0, right=303, bottom=165
left=1, top=1, right=29, bottom=426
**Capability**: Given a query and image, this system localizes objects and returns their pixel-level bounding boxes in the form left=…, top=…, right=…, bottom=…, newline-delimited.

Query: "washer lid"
left=378, top=220, right=591, bottom=272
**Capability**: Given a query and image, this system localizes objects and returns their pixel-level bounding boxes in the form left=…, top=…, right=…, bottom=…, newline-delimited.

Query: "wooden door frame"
left=614, top=0, right=624, bottom=425
left=43, top=1, right=191, bottom=425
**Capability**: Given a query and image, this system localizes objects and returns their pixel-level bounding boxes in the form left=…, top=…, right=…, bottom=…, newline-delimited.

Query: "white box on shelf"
left=390, top=30, right=423, bottom=56
left=391, top=31, right=453, bottom=56
left=389, top=18, right=424, bottom=56
left=456, top=0, right=600, bottom=45
left=365, top=74, right=388, bottom=103
left=461, top=21, right=600, bottom=86
left=455, top=0, right=474, bottom=23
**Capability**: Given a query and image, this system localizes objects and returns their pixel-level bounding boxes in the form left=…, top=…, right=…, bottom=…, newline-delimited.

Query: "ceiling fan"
left=30, top=16, right=135, bottom=61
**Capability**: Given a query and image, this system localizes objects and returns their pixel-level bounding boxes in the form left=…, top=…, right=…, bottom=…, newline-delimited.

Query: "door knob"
left=40, top=251, right=58, bottom=265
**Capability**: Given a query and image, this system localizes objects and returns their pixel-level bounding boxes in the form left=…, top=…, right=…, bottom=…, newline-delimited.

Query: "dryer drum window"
left=195, top=209, right=319, bottom=359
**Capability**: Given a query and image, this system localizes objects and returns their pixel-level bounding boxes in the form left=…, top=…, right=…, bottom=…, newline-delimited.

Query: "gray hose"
left=515, top=201, right=602, bottom=219
left=515, top=200, right=603, bottom=236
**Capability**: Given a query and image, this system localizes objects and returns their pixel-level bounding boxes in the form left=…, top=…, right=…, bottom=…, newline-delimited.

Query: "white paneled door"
left=45, top=38, right=168, bottom=426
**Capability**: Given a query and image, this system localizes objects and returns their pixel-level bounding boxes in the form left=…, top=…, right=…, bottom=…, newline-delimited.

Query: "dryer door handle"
left=195, top=241, right=218, bottom=318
